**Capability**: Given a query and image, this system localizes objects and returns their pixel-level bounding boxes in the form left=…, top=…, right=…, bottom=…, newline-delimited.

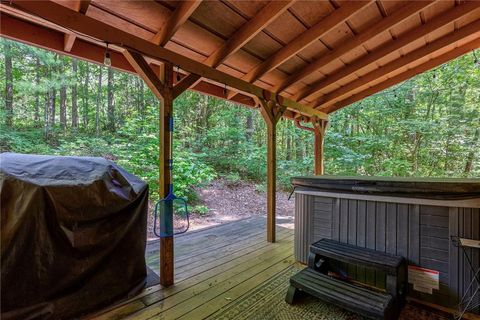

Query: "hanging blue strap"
left=153, top=115, right=190, bottom=238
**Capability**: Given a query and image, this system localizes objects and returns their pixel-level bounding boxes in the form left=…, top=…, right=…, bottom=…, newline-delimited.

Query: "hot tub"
left=292, top=175, right=480, bottom=312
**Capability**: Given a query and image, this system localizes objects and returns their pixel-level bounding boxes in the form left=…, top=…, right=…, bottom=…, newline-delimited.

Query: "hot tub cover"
left=291, top=175, right=480, bottom=200
left=0, top=153, right=149, bottom=320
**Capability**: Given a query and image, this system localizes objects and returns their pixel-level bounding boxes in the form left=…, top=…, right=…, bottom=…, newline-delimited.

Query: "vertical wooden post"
left=124, top=51, right=194, bottom=287
left=313, top=118, right=327, bottom=175
left=259, top=98, right=285, bottom=243
left=158, top=62, right=174, bottom=287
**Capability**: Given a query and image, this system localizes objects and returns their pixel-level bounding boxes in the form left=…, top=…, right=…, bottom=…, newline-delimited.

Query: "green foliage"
left=254, top=183, right=267, bottom=193
left=325, top=55, right=480, bottom=178
left=191, top=205, right=209, bottom=215
left=1, top=38, right=479, bottom=216
left=224, top=172, right=242, bottom=185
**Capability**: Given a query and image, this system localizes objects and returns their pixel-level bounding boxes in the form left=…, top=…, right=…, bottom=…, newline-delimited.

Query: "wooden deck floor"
left=88, top=215, right=296, bottom=320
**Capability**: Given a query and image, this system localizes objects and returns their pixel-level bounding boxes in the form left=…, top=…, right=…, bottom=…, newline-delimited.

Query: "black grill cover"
left=291, top=175, right=480, bottom=200
left=0, top=153, right=149, bottom=320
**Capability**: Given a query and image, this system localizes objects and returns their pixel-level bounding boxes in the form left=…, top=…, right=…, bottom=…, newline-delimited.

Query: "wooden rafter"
left=62, top=0, right=91, bottom=52
left=206, top=1, right=293, bottom=68
left=173, top=73, right=201, bottom=99
left=7, top=1, right=327, bottom=120
left=123, top=50, right=168, bottom=100
left=178, top=0, right=294, bottom=93
left=152, top=0, right=202, bottom=46
left=274, top=1, right=434, bottom=94
left=293, top=0, right=480, bottom=102
left=323, top=37, right=480, bottom=113
left=77, top=0, right=91, bottom=14
left=316, top=19, right=480, bottom=109
left=240, top=1, right=372, bottom=84
left=63, top=33, right=76, bottom=52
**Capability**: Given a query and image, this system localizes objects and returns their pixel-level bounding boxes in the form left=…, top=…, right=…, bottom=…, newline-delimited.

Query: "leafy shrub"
left=191, top=205, right=209, bottom=215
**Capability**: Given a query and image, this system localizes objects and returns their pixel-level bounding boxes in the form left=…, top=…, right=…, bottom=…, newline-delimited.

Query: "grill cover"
left=291, top=175, right=480, bottom=200
left=0, top=153, right=149, bottom=319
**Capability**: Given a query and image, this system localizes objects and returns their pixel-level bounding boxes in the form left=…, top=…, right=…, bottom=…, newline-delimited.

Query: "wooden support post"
left=258, top=98, right=285, bottom=243
left=313, top=118, right=327, bottom=175
left=124, top=51, right=181, bottom=287
left=158, top=62, right=175, bottom=287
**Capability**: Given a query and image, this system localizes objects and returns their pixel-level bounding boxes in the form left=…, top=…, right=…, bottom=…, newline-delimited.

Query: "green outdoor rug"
left=206, top=265, right=449, bottom=320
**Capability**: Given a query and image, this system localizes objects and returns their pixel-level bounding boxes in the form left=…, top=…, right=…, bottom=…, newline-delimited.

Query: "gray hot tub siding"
left=294, top=191, right=480, bottom=310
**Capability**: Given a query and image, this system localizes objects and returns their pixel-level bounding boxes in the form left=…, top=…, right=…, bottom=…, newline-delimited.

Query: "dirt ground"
left=147, top=178, right=295, bottom=239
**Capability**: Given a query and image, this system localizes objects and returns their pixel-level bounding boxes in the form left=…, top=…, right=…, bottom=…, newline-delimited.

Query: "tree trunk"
left=295, top=136, right=303, bottom=161
left=96, top=66, right=102, bottom=136
left=138, top=78, right=144, bottom=132
left=71, top=59, right=78, bottom=131
left=4, top=41, right=13, bottom=127
left=34, top=56, right=41, bottom=125
left=83, top=63, right=89, bottom=128
left=107, top=67, right=115, bottom=132
left=44, top=69, right=50, bottom=140
left=464, top=126, right=480, bottom=174
left=139, top=78, right=144, bottom=116
left=121, top=75, right=129, bottom=126
left=246, top=111, right=253, bottom=141
left=286, top=122, right=292, bottom=161
left=50, top=87, right=56, bottom=126
left=49, top=57, right=57, bottom=126
left=60, top=67, right=67, bottom=132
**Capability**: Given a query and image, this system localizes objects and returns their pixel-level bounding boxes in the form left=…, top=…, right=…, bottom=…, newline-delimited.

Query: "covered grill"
left=0, top=153, right=149, bottom=320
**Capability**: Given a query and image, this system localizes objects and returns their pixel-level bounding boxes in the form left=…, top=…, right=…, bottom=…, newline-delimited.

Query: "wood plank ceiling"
left=1, top=0, right=479, bottom=116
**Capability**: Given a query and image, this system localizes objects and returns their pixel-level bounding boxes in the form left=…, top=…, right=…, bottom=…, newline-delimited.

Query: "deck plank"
left=146, top=216, right=270, bottom=257
left=175, top=254, right=295, bottom=320
left=131, top=239, right=294, bottom=319
left=89, top=216, right=295, bottom=320
left=148, top=223, right=282, bottom=269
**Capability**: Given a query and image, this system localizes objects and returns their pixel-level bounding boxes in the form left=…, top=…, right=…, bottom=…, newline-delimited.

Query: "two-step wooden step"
left=286, top=239, right=407, bottom=320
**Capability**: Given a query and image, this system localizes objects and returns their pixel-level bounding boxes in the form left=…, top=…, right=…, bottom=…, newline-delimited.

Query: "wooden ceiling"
left=1, top=0, right=480, bottom=118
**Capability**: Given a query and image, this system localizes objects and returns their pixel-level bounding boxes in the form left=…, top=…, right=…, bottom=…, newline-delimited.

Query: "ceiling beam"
left=241, top=1, right=372, bottom=84
left=8, top=1, right=327, bottom=119
left=62, top=0, right=91, bottom=52
left=323, top=37, right=480, bottom=113
left=274, top=1, right=434, bottom=94
left=77, top=0, right=91, bottom=14
left=206, top=1, right=294, bottom=68
left=293, top=0, right=480, bottom=102
left=63, top=32, right=76, bottom=51
left=316, top=19, right=480, bottom=109
left=178, top=1, right=294, bottom=95
left=152, top=0, right=202, bottom=46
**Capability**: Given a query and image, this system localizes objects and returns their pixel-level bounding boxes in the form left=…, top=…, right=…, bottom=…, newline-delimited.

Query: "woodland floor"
left=147, top=178, right=295, bottom=239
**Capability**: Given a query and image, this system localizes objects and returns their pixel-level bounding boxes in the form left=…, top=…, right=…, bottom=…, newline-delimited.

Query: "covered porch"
left=1, top=0, right=479, bottom=319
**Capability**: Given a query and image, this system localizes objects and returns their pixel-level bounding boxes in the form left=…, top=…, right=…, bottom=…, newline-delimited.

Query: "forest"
left=1, top=38, right=479, bottom=211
